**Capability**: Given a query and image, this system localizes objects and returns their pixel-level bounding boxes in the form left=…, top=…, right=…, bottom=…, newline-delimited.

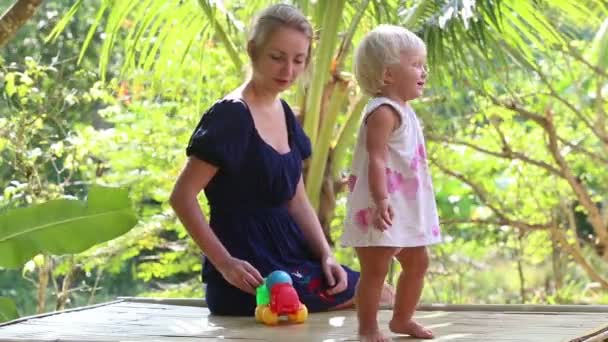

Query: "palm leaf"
left=47, top=0, right=244, bottom=81
left=47, top=0, right=607, bottom=218
left=50, top=0, right=604, bottom=85
left=412, top=0, right=607, bottom=85
left=0, top=186, right=137, bottom=269
left=302, top=0, right=347, bottom=146
left=590, top=17, right=608, bottom=70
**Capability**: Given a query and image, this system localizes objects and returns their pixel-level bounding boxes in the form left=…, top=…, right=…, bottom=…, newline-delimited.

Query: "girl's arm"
left=366, top=105, right=399, bottom=229
left=170, top=157, right=263, bottom=294
left=287, top=177, right=348, bottom=295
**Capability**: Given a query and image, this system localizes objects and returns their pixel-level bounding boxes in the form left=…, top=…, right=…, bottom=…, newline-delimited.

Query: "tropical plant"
left=424, top=13, right=608, bottom=290
left=37, top=0, right=608, bottom=303
left=0, top=186, right=138, bottom=322
left=0, top=1, right=140, bottom=320
left=51, top=0, right=607, bottom=241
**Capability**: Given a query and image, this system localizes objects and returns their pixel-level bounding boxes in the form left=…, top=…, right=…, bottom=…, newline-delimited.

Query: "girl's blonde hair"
left=247, top=4, right=313, bottom=66
left=354, top=25, right=426, bottom=96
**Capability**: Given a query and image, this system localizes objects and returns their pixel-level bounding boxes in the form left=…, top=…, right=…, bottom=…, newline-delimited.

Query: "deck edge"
left=415, top=303, right=608, bottom=313
left=0, top=299, right=124, bottom=328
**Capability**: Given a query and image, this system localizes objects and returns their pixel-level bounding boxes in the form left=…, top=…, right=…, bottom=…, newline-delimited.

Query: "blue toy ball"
left=266, top=270, right=293, bottom=289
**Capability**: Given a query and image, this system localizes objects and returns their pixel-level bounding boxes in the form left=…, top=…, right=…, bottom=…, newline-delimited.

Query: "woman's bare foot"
left=360, top=330, right=390, bottom=342
left=389, top=319, right=434, bottom=339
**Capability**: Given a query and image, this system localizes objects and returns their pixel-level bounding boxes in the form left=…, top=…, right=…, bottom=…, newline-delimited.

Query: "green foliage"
left=0, top=186, right=137, bottom=268
left=66, top=37, right=245, bottom=290
left=0, top=0, right=146, bottom=318
left=0, top=0, right=118, bottom=214
left=70, top=0, right=607, bottom=305
left=418, top=3, right=608, bottom=303
left=0, top=296, right=18, bottom=323
left=2, top=1, right=608, bottom=318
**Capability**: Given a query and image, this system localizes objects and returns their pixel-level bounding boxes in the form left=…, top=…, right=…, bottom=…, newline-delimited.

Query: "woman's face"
left=250, top=26, right=310, bottom=93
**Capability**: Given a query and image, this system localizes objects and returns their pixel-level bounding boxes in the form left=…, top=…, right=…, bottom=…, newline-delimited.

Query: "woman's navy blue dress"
left=186, top=98, right=359, bottom=316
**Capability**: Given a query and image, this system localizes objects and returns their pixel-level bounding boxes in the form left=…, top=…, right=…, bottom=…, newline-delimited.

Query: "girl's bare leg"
left=355, top=247, right=398, bottom=342
left=389, top=246, right=434, bottom=339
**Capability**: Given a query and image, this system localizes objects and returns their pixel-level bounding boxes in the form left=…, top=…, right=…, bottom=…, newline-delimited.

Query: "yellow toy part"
left=260, top=306, right=279, bottom=325
left=287, top=304, right=308, bottom=323
left=254, top=305, right=265, bottom=322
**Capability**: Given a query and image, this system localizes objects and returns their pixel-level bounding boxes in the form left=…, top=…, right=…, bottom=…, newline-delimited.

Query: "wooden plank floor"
left=0, top=299, right=606, bottom=341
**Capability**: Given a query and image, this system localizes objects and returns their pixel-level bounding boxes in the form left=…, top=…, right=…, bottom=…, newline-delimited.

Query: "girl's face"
left=250, top=27, right=310, bottom=93
left=384, top=49, right=428, bottom=102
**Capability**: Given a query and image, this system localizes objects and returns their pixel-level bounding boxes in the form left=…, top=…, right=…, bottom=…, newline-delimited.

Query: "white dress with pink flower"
left=342, top=97, right=442, bottom=247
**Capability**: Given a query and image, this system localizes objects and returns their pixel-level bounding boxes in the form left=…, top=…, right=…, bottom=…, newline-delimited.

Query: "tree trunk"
left=56, top=262, right=74, bottom=311
left=551, top=233, right=563, bottom=294
left=0, top=0, right=44, bottom=47
left=36, top=254, right=50, bottom=314
left=516, top=234, right=527, bottom=303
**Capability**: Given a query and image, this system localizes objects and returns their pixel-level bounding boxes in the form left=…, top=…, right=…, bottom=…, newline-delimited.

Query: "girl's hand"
left=216, top=257, right=264, bottom=294
left=373, top=198, right=394, bottom=231
left=321, top=255, right=348, bottom=295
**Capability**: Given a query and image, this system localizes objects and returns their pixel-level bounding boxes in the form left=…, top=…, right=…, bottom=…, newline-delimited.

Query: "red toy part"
left=255, top=280, right=308, bottom=325
left=270, top=283, right=300, bottom=314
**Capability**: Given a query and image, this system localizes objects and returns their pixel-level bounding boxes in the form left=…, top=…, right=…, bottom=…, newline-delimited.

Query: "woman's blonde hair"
left=354, top=25, right=426, bottom=96
left=247, top=4, right=313, bottom=65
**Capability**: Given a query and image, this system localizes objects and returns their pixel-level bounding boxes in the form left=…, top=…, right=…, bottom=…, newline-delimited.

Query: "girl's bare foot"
left=389, top=319, right=434, bottom=339
left=360, top=330, right=390, bottom=342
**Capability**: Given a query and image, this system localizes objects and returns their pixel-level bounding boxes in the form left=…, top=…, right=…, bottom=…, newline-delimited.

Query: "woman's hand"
left=321, top=255, right=348, bottom=295
left=216, top=257, right=264, bottom=295
left=373, top=198, right=394, bottom=231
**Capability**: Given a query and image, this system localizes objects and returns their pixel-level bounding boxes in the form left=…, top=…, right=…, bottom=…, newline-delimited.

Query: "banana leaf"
left=0, top=186, right=137, bottom=269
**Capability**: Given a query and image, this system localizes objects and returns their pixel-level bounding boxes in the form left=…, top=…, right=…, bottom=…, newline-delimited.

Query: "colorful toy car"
left=255, top=270, right=308, bottom=325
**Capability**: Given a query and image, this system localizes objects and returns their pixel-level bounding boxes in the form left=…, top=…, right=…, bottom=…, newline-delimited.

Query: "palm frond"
left=405, top=0, right=605, bottom=85
left=49, top=0, right=250, bottom=82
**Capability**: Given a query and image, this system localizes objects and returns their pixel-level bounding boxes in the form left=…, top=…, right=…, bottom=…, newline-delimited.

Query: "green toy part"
left=256, top=281, right=269, bottom=306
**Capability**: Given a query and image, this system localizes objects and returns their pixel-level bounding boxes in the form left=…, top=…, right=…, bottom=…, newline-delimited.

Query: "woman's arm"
left=170, top=157, right=263, bottom=294
left=287, top=177, right=347, bottom=294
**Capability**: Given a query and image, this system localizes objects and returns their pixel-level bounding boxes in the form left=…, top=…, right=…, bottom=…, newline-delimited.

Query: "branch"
left=87, top=266, right=104, bottom=305
left=56, top=258, right=75, bottom=311
left=482, top=93, right=608, bottom=245
left=543, top=109, right=608, bottom=249
left=431, top=158, right=551, bottom=232
left=36, top=254, right=50, bottom=314
left=0, top=0, right=44, bottom=47
left=440, top=218, right=551, bottom=231
left=561, top=46, right=608, bottom=78
left=485, top=93, right=548, bottom=126
left=557, top=136, right=608, bottom=165
left=532, top=63, right=608, bottom=145
left=551, top=225, right=608, bottom=289
left=427, top=133, right=563, bottom=176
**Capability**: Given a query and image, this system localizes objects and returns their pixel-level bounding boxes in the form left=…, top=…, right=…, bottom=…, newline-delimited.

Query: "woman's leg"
left=205, top=278, right=256, bottom=316
left=355, top=246, right=398, bottom=342
left=389, top=246, right=433, bottom=339
left=328, top=282, right=394, bottom=311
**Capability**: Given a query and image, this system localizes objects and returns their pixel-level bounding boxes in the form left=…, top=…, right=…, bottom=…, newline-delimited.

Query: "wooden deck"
left=0, top=298, right=607, bottom=341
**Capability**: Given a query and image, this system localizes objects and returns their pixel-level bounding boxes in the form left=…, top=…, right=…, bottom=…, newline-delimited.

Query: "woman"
left=170, top=4, right=360, bottom=316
